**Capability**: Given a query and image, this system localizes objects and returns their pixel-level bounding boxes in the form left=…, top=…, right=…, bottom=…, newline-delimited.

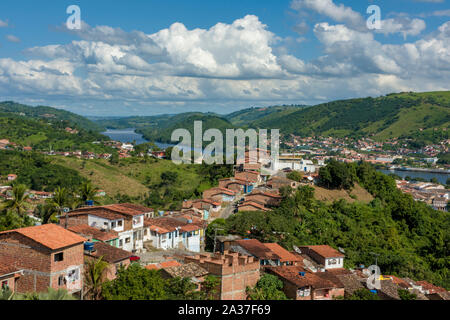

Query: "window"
left=119, top=239, right=123, bottom=247
left=144, top=229, right=148, bottom=236
left=104, top=222, right=108, bottom=227
left=111, top=222, right=116, bottom=228
left=118, top=220, right=123, bottom=227
left=67, top=268, right=80, bottom=282
left=58, top=275, right=66, bottom=287
left=169, top=232, right=172, bottom=239
left=54, top=252, right=64, bottom=262
left=125, top=237, right=131, bottom=244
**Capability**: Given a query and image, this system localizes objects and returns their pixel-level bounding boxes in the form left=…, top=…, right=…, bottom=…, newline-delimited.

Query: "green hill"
left=0, top=113, right=112, bottom=153
left=251, top=91, right=450, bottom=141
left=93, top=91, right=449, bottom=143
left=137, top=114, right=236, bottom=144
left=226, top=105, right=307, bottom=126
left=0, top=101, right=104, bottom=132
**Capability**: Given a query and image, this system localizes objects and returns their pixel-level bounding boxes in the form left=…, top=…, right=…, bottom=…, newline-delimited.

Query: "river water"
left=378, top=169, right=449, bottom=185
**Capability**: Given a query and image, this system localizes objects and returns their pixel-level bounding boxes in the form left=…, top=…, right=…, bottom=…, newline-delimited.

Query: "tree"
left=166, top=277, right=203, bottom=300
left=398, top=289, right=417, bottom=300
left=202, top=275, right=220, bottom=300
left=318, top=160, right=356, bottom=190
left=287, top=171, right=303, bottom=182
left=3, top=184, right=29, bottom=216
left=34, top=204, right=58, bottom=225
left=102, top=264, right=167, bottom=300
left=161, top=171, right=178, bottom=186
left=346, top=289, right=380, bottom=300
left=246, top=274, right=288, bottom=300
left=79, top=181, right=99, bottom=203
left=84, top=256, right=109, bottom=300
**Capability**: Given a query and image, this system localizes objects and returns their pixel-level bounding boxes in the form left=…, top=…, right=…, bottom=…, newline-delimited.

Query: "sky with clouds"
left=0, top=0, right=449, bottom=116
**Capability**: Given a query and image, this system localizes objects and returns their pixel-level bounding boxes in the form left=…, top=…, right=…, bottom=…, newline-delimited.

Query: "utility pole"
left=212, top=227, right=224, bottom=253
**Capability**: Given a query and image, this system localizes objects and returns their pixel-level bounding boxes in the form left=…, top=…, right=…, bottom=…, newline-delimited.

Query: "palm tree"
left=48, top=187, right=69, bottom=228
left=79, top=181, right=99, bottom=204
left=3, top=184, right=29, bottom=217
left=84, top=256, right=109, bottom=300
left=34, top=204, right=58, bottom=225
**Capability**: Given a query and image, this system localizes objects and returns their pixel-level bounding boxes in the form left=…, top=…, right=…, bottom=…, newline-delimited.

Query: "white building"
left=271, top=158, right=316, bottom=173
left=63, top=204, right=152, bottom=253
left=143, top=216, right=204, bottom=253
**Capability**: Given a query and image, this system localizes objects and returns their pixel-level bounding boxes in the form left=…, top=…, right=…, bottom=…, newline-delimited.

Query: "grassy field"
left=52, top=157, right=150, bottom=198
left=313, top=183, right=374, bottom=204
left=52, top=156, right=213, bottom=199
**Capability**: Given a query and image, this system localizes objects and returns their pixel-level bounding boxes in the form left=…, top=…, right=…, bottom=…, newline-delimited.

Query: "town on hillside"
left=1, top=147, right=448, bottom=301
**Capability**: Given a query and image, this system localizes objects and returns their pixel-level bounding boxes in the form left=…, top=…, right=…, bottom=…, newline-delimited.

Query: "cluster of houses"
left=1, top=202, right=449, bottom=300
left=396, top=180, right=449, bottom=212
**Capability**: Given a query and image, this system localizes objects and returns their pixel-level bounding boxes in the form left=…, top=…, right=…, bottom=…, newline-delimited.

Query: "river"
left=101, top=128, right=174, bottom=149
left=378, top=169, right=449, bottom=185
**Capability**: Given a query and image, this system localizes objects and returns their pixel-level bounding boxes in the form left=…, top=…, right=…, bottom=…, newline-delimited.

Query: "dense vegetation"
left=0, top=101, right=104, bottom=132
left=0, top=114, right=113, bottom=153
left=0, top=150, right=87, bottom=191
left=102, top=263, right=220, bottom=300
left=252, top=91, right=450, bottom=141
left=207, top=162, right=450, bottom=289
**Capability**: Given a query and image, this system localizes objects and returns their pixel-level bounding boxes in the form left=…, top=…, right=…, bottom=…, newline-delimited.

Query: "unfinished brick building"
left=0, top=224, right=85, bottom=296
left=185, top=251, right=260, bottom=300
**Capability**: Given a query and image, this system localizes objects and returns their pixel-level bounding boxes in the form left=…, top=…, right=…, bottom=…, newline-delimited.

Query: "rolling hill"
left=251, top=91, right=450, bottom=141
left=0, top=101, right=105, bottom=132
left=93, top=91, right=449, bottom=143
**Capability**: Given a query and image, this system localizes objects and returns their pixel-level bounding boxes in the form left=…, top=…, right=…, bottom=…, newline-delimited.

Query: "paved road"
left=220, top=195, right=245, bottom=219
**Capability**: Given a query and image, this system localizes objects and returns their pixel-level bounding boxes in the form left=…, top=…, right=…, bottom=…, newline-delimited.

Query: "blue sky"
left=0, top=0, right=449, bottom=116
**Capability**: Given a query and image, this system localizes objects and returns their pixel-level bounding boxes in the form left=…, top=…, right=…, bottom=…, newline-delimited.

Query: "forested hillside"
left=0, top=114, right=113, bottom=153
left=0, top=101, right=104, bottom=132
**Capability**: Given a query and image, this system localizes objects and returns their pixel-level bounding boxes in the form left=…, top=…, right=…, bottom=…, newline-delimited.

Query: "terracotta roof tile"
left=163, top=262, right=208, bottom=279
left=267, top=266, right=344, bottom=289
left=0, top=224, right=85, bottom=250
left=302, top=245, right=345, bottom=259
left=85, top=242, right=132, bottom=263
left=263, top=243, right=302, bottom=262
left=234, top=239, right=280, bottom=260
left=68, top=224, right=118, bottom=242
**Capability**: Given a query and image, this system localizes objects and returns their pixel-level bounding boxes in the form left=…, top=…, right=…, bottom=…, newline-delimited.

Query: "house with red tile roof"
left=234, top=171, right=261, bottom=184
left=238, top=200, right=270, bottom=212
left=203, top=187, right=236, bottom=203
left=84, top=242, right=132, bottom=281
left=231, top=239, right=301, bottom=267
left=299, top=245, right=345, bottom=270
left=0, top=224, right=85, bottom=296
left=60, top=203, right=153, bottom=253
left=266, top=266, right=345, bottom=300
left=68, top=224, right=119, bottom=247
left=244, top=190, right=282, bottom=207
left=143, top=215, right=206, bottom=253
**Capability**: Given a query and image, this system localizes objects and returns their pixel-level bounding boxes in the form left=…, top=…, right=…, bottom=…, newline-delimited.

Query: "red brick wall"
left=0, top=233, right=84, bottom=293
left=185, top=253, right=260, bottom=300
left=59, top=215, right=89, bottom=228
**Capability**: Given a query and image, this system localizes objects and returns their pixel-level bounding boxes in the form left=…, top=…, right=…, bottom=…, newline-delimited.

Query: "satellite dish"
left=338, top=247, right=345, bottom=254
